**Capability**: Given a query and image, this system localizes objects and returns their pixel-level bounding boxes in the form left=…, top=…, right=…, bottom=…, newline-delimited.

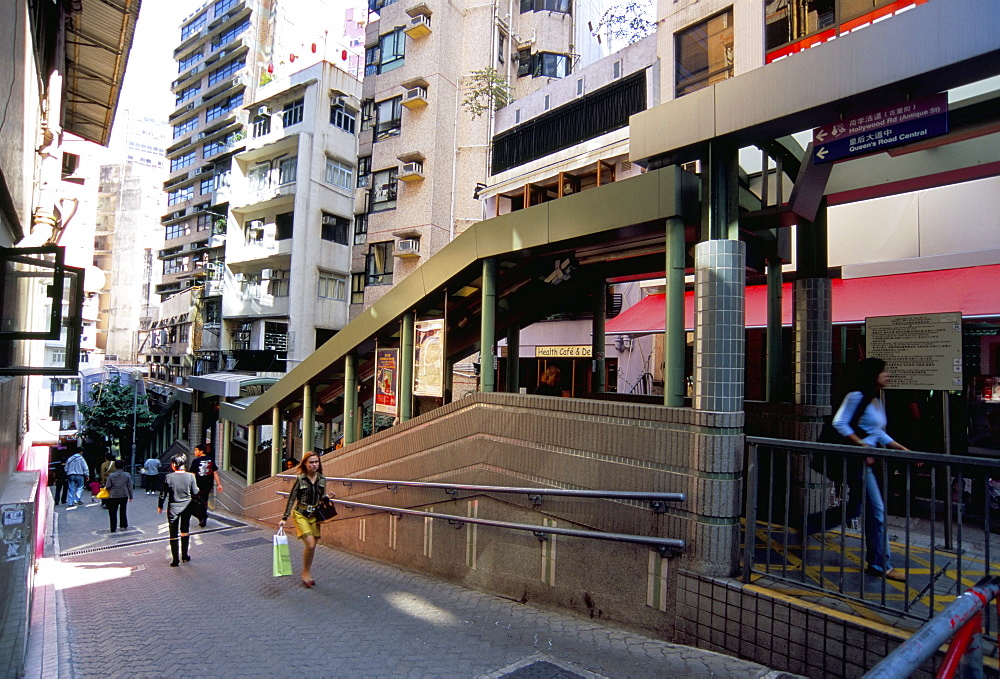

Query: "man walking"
left=64, top=445, right=89, bottom=506
left=188, top=444, right=223, bottom=527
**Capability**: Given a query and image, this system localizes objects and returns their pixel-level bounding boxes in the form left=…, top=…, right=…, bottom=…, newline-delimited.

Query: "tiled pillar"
left=693, top=239, right=745, bottom=413
left=188, top=409, right=202, bottom=449
left=793, top=278, right=832, bottom=408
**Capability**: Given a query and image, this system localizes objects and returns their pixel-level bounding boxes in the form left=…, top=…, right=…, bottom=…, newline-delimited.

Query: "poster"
left=865, top=312, right=963, bottom=390
left=413, top=319, right=444, bottom=397
left=375, top=348, right=398, bottom=415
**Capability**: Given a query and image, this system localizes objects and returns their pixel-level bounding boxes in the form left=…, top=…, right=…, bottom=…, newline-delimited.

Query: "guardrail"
left=276, top=475, right=686, bottom=556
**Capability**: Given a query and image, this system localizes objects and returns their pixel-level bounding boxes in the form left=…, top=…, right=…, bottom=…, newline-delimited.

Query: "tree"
left=79, top=376, right=156, bottom=456
left=592, top=0, right=656, bottom=52
left=461, top=67, right=512, bottom=118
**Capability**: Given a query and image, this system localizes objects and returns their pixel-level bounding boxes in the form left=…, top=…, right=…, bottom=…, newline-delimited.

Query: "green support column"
left=766, top=252, right=783, bottom=402
left=302, top=384, right=314, bottom=455
left=665, top=216, right=686, bottom=407
left=344, top=353, right=358, bottom=445
left=797, top=198, right=829, bottom=279
left=591, top=283, right=606, bottom=394
left=505, top=325, right=520, bottom=392
left=271, top=406, right=281, bottom=476
left=480, top=258, right=497, bottom=393
left=400, top=312, right=414, bottom=422
left=703, top=141, right=740, bottom=241
left=246, top=423, right=257, bottom=486
left=222, top=420, right=231, bottom=471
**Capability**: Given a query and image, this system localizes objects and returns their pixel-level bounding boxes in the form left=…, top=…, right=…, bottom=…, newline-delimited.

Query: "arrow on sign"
left=815, top=147, right=828, bottom=160
left=815, top=129, right=827, bottom=142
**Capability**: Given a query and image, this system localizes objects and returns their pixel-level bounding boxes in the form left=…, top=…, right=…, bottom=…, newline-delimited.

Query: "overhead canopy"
left=606, top=265, right=1000, bottom=336
left=63, top=0, right=141, bottom=146
left=188, top=373, right=278, bottom=398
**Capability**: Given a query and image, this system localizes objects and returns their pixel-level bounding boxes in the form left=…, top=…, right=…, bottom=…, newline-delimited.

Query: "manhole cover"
left=500, top=662, right=587, bottom=679
left=222, top=537, right=272, bottom=550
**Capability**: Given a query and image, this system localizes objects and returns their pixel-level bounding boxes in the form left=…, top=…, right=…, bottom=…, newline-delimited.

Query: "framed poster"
left=375, top=348, right=398, bottom=415
left=413, top=319, right=444, bottom=397
left=865, top=312, right=963, bottom=390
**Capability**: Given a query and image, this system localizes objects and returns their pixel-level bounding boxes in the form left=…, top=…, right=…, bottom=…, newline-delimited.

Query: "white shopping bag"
left=272, top=526, right=292, bottom=577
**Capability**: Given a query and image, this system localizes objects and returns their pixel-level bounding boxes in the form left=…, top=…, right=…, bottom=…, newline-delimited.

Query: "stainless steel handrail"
left=275, top=492, right=686, bottom=556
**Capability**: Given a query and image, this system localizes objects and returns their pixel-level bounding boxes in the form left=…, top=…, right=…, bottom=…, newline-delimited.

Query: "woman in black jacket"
left=158, top=454, right=198, bottom=567
left=104, top=459, right=133, bottom=533
left=278, top=451, right=333, bottom=587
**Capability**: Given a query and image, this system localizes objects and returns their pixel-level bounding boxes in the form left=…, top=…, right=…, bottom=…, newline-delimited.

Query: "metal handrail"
left=276, top=474, right=686, bottom=512
left=864, top=576, right=1000, bottom=678
left=275, top=492, right=686, bottom=556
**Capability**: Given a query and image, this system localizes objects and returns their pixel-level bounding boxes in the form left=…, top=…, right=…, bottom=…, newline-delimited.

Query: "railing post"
left=743, top=442, right=759, bottom=583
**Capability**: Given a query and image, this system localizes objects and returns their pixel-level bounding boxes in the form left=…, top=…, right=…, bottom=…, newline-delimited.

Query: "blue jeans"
left=67, top=475, right=85, bottom=504
left=853, top=467, right=891, bottom=572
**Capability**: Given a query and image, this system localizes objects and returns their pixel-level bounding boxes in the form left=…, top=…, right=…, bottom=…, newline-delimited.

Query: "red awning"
left=605, top=265, right=1000, bottom=335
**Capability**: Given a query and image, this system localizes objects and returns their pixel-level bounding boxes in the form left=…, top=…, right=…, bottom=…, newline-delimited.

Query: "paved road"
left=26, top=487, right=794, bottom=678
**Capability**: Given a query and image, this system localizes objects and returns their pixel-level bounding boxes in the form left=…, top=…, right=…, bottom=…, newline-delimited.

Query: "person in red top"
left=188, top=444, right=223, bottom=527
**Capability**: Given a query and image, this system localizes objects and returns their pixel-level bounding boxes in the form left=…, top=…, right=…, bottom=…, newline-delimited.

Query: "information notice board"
left=865, top=312, right=963, bottom=391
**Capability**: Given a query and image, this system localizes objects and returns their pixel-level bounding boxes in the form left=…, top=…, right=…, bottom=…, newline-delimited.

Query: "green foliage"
left=260, top=70, right=274, bottom=87
left=461, top=67, right=512, bottom=119
left=79, top=376, right=156, bottom=449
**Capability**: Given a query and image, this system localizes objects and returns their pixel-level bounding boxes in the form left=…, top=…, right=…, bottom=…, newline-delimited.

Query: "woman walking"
left=104, top=459, right=133, bottom=533
left=158, top=454, right=198, bottom=567
left=278, top=451, right=334, bottom=588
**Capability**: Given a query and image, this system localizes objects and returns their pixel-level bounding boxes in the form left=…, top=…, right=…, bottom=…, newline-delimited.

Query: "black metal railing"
left=745, top=436, right=1000, bottom=629
left=276, top=475, right=686, bottom=556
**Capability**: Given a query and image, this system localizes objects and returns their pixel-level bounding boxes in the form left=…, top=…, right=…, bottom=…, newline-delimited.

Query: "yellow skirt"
left=291, top=510, right=321, bottom=540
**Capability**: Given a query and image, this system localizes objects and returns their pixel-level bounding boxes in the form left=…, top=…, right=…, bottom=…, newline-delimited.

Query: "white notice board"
left=865, top=312, right=963, bottom=391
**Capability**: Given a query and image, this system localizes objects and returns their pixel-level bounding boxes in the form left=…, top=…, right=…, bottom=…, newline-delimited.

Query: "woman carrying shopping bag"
left=277, top=451, right=335, bottom=588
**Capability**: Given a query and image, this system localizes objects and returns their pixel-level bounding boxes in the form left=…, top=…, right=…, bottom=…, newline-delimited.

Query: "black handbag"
left=314, top=497, right=338, bottom=523
left=812, top=394, right=872, bottom=483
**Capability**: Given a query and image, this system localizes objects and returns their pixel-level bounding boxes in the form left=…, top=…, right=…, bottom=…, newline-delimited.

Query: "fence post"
left=743, top=443, right=759, bottom=583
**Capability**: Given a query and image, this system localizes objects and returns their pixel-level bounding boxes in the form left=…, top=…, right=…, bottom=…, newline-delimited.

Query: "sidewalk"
left=24, top=485, right=797, bottom=678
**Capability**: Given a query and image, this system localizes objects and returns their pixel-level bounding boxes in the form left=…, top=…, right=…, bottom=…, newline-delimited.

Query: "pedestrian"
left=808, top=357, right=910, bottom=582
left=277, top=450, right=334, bottom=588
left=64, top=445, right=89, bottom=506
left=157, top=454, right=199, bottom=567
left=99, top=451, right=115, bottom=508
left=104, top=459, right=133, bottom=533
left=534, top=365, right=563, bottom=396
left=142, top=456, right=161, bottom=495
left=52, top=452, right=69, bottom=505
left=188, top=443, right=223, bottom=527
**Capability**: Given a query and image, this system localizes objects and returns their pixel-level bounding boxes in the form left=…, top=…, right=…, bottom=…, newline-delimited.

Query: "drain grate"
left=60, top=522, right=248, bottom=557
left=500, top=662, right=587, bottom=679
left=222, top=537, right=271, bottom=551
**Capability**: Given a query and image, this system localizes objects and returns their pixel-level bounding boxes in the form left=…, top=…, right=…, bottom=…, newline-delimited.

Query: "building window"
left=245, top=218, right=264, bottom=243
left=357, top=155, right=371, bottom=187
left=675, top=9, right=733, bottom=99
left=380, top=28, right=405, bottom=73
left=368, top=0, right=397, bottom=11
left=264, top=321, right=288, bottom=350
left=498, top=34, right=505, bottom=63
left=214, top=0, right=238, bottom=16
left=275, top=211, right=294, bottom=240
left=370, top=168, right=397, bottom=211
left=170, top=151, right=196, bottom=172
left=205, top=93, right=243, bottom=122
left=239, top=274, right=262, bottom=300
left=278, top=156, right=297, bottom=185
left=196, top=210, right=213, bottom=231
left=200, top=177, right=213, bottom=195
left=165, top=223, right=190, bottom=240
left=350, top=273, right=365, bottom=304
left=179, top=324, right=190, bottom=342
left=176, top=83, right=201, bottom=105
left=212, top=18, right=249, bottom=52
left=248, top=163, right=269, bottom=193
left=317, top=271, right=347, bottom=300
left=528, top=52, right=571, bottom=79
left=167, top=186, right=194, bottom=205
left=164, top=257, right=189, bottom=275
left=324, top=157, right=353, bottom=189
left=282, top=98, right=304, bottom=127
left=207, top=57, right=245, bottom=87
left=366, top=242, right=394, bottom=285
left=52, top=349, right=66, bottom=365
left=252, top=114, right=271, bottom=138
left=331, top=104, right=356, bottom=133
left=353, top=214, right=368, bottom=245
left=173, top=116, right=199, bottom=138
left=267, top=269, right=289, bottom=297
left=374, top=96, right=402, bottom=141
left=765, top=0, right=834, bottom=53
left=180, top=12, right=206, bottom=41
left=360, top=99, right=374, bottom=132
left=321, top=212, right=350, bottom=245
left=232, top=320, right=252, bottom=349
left=520, top=0, right=570, bottom=12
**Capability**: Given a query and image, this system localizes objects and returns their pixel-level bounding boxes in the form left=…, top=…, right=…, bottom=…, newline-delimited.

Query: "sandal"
left=301, top=579, right=315, bottom=588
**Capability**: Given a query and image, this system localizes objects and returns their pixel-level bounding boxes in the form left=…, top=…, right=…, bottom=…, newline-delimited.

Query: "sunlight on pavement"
left=35, top=557, right=132, bottom=591
left=384, top=592, right=459, bottom=626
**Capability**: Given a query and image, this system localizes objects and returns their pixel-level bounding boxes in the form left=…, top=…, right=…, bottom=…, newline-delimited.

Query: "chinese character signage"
left=413, top=319, right=445, bottom=398
left=866, top=312, right=963, bottom=391
left=375, top=348, right=398, bottom=415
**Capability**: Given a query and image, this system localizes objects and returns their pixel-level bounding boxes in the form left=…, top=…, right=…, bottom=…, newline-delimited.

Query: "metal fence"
left=744, top=436, right=1000, bottom=632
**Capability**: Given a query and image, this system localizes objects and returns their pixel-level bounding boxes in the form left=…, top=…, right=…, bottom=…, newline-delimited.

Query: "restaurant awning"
left=606, top=265, right=1000, bottom=336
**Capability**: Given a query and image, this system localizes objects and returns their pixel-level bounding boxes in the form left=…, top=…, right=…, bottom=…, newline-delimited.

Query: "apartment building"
left=226, top=61, right=362, bottom=372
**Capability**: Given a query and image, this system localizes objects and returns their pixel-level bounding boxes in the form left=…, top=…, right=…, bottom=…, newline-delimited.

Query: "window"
left=196, top=210, right=213, bottom=231
left=239, top=273, right=262, bottom=300
left=232, top=320, right=252, bottom=349
left=354, top=214, right=368, bottom=245
left=170, top=151, right=196, bottom=172
left=165, top=223, right=190, bottom=240
left=520, top=0, right=570, bottom=12
left=370, top=168, right=397, bottom=210
left=675, top=9, right=733, bottom=98
left=351, top=273, right=365, bottom=304
left=374, top=96, right=402, bottom=140
left=164, top=257, right=189, bottom=274
left=52, top=349, right=66, bottom=365
left=205, top=93, right=243, bottom=122
left=321, top=212, right=350, bottom=245
left=179, top=324, right=190, bottom=342
left=368, top=0, right=397, bottom=11
left=275, top=211, right=294, bottom=240
left=181, top=13, right=206, bottom=40
left=331, top=104, right=356, bottom=133
left=613, top=59, right=622, bottom=79
left=357, top=156, right=371, bottom=187
left=317, top=271, right=347, bottom=300
left=324, top=157, right=353, bottom=189
left=245, top=218, right=264, bottom=243
left=379, top=28, right=405, bottom=73
left=765, top=0, right=834, bottom=53
left=168, top=186, right=194, bottom=205
left=173, top=116, right=199, bottom=139
left=214, top=0, right=238, bottom=15
left=248, top=163, right=269, bottom=193
left=208, top=57, right=245, bottom=87
left=360, top=99, right=374, bottom=131
left=498, top=34, right=505, bottom=63
left=530, top=52, right=571, bottom=79
left=176, top=83, right=201, bottom=105
left=366, top=242, right=394, bottom=285
left=203, top=138, right=230, bottom=157
left=200, top=177, right=213, bottom=195
left=252, top=114, right=271, bottom=138
left=264, top=321, right=288, bottom=350
left=278, top=156, right=297, bottom=185
left=282, top=98, right=304, bottom=127
left=267, top=270, right=289, bottom=297
left=215, top=170, right=230, bottom=190
left=212, top=19, right=249, bottom=51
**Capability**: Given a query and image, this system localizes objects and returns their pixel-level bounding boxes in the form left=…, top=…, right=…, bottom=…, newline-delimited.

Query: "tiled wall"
left=694, top=240, right=746, bottom=413
left=793, top=278, right=832, bottom=407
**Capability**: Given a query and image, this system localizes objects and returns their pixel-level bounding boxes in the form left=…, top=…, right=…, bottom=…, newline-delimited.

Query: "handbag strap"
left=847, top=392, right=873, bottom=439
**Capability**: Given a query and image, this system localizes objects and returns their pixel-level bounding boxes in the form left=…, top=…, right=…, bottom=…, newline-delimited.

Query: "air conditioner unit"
left=398, top=160, right=424, bottom=181
left=234, top=272, right=247, bottom=282
left=256, top=105, right=271, bottom=117
left=402, top=86, right=428, bottom=109
left=396, top=238, right=420, bottom=256
left=197, top=132, right=207, bottom=139
left=404, top=13, right=432, bottom=38
left=331, top=96, right=347, bottom=108
left=186, top=102, right=196, bottom=111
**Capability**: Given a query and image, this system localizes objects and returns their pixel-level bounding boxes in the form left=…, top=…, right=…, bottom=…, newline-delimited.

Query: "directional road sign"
left=812, top=93, right=948, bottom=164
